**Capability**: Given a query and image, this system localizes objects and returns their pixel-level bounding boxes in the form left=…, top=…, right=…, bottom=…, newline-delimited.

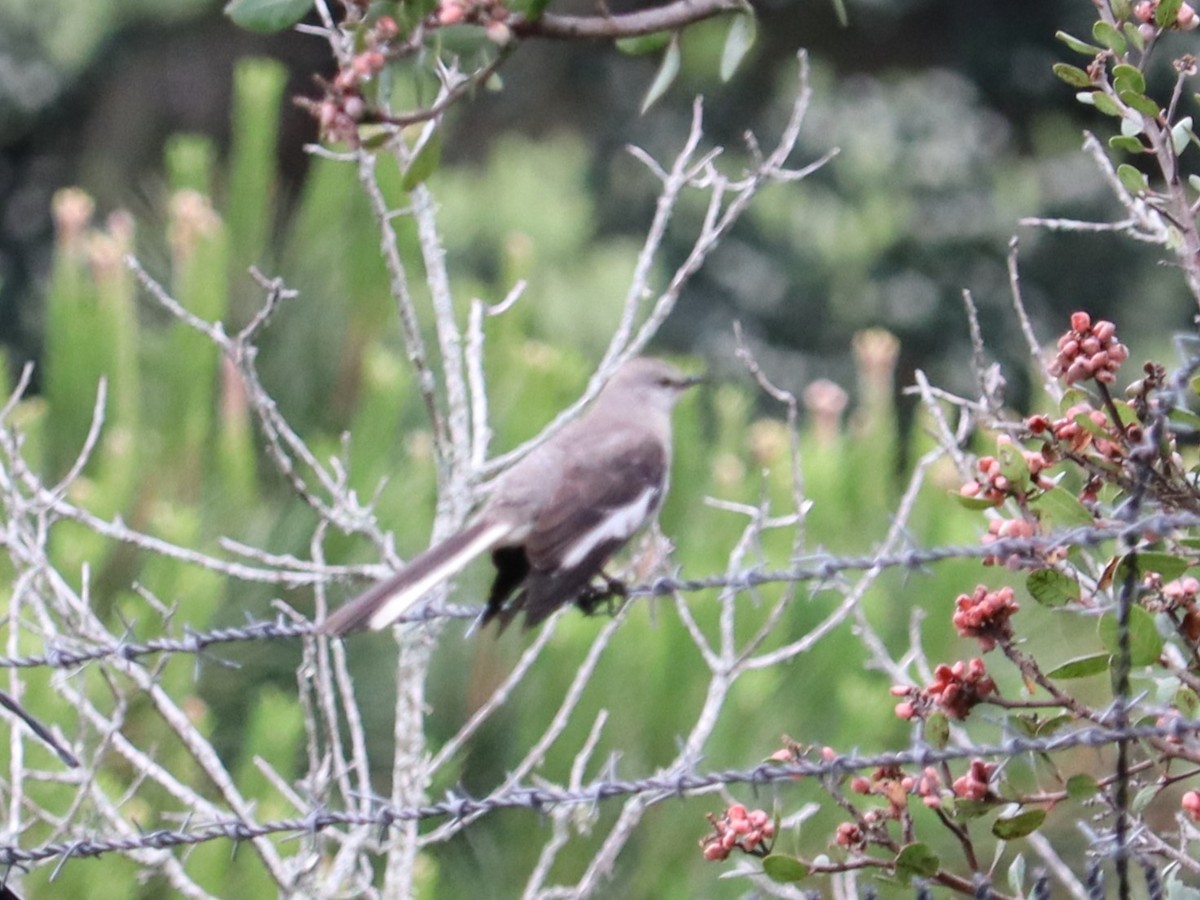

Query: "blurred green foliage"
left=7, top=57, right=1032, bottom=898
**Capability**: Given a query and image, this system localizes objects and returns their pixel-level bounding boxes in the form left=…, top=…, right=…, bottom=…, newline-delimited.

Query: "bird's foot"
left=577, top=573, right=628, bottom=617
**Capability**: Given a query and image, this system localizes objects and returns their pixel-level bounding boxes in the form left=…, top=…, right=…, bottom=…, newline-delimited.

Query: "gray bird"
left=322, top=357, right=700, bottom=634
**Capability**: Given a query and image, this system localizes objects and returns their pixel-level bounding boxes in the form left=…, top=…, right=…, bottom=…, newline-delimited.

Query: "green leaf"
left=1133, top=783, right=1159, bottom=814
left=1098, top=605, right=1164, bottom=666
left=1113, top=63, right=1147, bottom=94
left=720, top=13, right=757, bottom=82
left=831, top=0, right=848, bottom=26
left=401, top=131, right=443, bottom=191
left=1114, top=550, right=1190, bottom=584
left=1167, top=873, right=1200, bottom=900
left=1008, top=854, right=1027, bottom=898
left=954, top=797, right=998, bottom=819
left=924, top=712, right=950, bottom=749
left=1034, top=486, right=1095, bottom=530
left=1093, top=20, right=1128, bottom=53
left=1036, top=713, right=1074, bottom=735
left=1124, top=21, right=1147, bottom=51
left=641, top=35, right=681, bottom=114
left=1047, top=653, right=1110, bottom=679
left=224, top=0, right=312, bottom=32
left=996, top=439, right=1029, bottom=488
left=507, top=0, right=552, bottom=21
left=1066, top=773, right=1101, bottom=800
left=1109, top=134, right=1145, bottom=153
left=1172, top=116, right=1194, bottom=154
left=1056, top=30, right=1102, bottom=55
left=894, top=843, right=940, bottom=879
left=954, top=491, right=1000, bottom=510
left=1117, top=162, right=1149, bottom=194
left=1157, top=0, right=1185, bottom=27
left=1027, top=568, right=1080, bottom=608
left=615, top=32, right=673, bottom=55
left=1092, top=91, right=1123, bottom=116
left=762, top=855, right=808, bottom=883
left=1053, top=63, right=1094, bottom=87
left=993, top=808, right=1046, bottom=840
left=1175, top=686, right=1199, bottom=717
left=1169, top=406, right=1200, bottom=430
left=1121, top=90, right=1160, bottom=116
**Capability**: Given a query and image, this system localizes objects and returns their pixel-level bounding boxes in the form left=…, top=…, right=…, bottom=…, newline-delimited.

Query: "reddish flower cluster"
left=960, top=436, right=1055, bottom=507
left=953, top=585, right=1019, bottom=651
left=952, top=759, right=996, bottom=801
left=982, top=516, right=1039, bottom=568
left=311, top=16, right=403, bottom=144
left=1134, top=0, right=1199, bottom=30
left=436, top=0, right=513, bottom=43
left=893, top=658, right=998, bottom=721
left=848, top=765, right=915, bottom=822
left=1028, top=402, right=1134, bottom=461
left=914, top=766, right=947, bottom=809
left=699, top=804, right=775, bottom=861
left=835, top=821, right=866, bottom=849
left=1157, top=576, right=1200, bottom=642
left=1048, top=312, right=1129, bottom=385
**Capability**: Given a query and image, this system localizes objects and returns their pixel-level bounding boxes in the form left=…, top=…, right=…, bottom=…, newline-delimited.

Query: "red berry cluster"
left=699, top=804, right=775, bottom=861
left=951, top=759, right=996, bottom=801
left=1048, top=312, right=1129, bottom=385
left=952, top=585, right=1019, bottom=651
left=892, top=658, right=998, bottom=722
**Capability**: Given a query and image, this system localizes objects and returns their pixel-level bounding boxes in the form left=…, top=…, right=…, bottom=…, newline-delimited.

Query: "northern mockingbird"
left=322, top=357, right=700, bottom=635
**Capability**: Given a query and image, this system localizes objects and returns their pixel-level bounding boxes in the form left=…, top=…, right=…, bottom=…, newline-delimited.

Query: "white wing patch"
left=366, top=520, right=511, bottom=630
left=559, top=486, right=659, bottom=570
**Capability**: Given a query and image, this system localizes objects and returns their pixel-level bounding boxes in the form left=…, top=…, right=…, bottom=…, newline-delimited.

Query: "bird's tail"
left=321, top=519, right=512, bottom=635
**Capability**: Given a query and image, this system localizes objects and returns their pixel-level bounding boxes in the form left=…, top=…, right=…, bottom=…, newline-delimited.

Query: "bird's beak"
left=680, top=373, right=706, bottom=390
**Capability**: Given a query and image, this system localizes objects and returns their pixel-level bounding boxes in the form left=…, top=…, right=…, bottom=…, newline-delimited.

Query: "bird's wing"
left=524, top=432, right=667, bottom=573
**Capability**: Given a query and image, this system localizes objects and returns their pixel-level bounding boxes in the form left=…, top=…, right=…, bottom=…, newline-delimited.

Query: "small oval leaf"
left=1157, top=0, right=1185, bottom=27
left=1056, top=30, right=1102, bottom=55
left=720, top=13, right=757, bottom=82
left=1093, top=20, right=1128, bottom=53
left=1033, top=486, right=1095, bottom=530
left=224, top=0, right=312, bottom=32
left=1054, top=63, right=1094, bottom=87
left=1098, top=606, right=1164, bottom=666
left=924, top=712, right=950, bottom=749
left=1114, top=551, right=1190, bottom=584
left=895, top=843, right=940, bottom=879
left=616, top=31, right=672, bottom=55
left=1110, top=134, right=1145, bottom=153
left=993, top=808, right=1046, bottom=840
left=1117, top=162, right=1149, bottom=194
left=1066, top=773, right=1101, bottom=800
left=641, top=35, right=681, bottom=114
left=1121, top=90, right=1160, bottom=116
left=1027, top=568, right=1080, bottom=608
left=762, top=854, right=808, bottom=883
left=401, top=132, right=443, bottom=191
left=1112, top=63, right=1147, bottom=93
left=1047, top=653, right=1110, bottom=679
